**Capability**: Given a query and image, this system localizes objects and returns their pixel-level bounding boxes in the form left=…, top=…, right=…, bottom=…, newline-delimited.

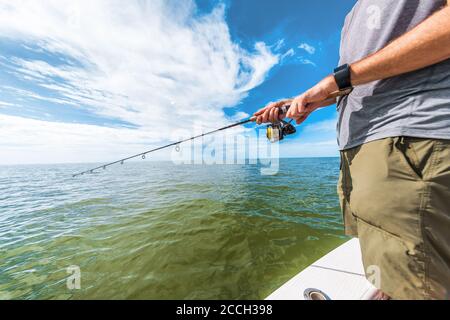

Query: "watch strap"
left=334, top=64, right=353, bottom=91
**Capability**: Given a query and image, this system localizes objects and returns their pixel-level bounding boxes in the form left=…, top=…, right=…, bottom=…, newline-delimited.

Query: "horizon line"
left=0, top=155, right=340, bottom=167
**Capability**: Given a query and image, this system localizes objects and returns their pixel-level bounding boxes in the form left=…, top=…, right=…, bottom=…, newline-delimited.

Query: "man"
left=255, top=0, right=450, bottom=300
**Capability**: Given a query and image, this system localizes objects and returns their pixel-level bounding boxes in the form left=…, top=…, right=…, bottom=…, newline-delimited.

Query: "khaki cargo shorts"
left=338, top=137, right=450, bottom=300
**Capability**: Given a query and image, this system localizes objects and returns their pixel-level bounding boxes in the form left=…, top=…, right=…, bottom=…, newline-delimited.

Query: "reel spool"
left=266, top=120, right=296, bottom=143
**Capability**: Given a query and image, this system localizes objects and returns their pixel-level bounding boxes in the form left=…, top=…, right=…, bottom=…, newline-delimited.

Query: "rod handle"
left=279, top=104, right=290, bottom=116
left=250, top=104, right=290, bottom=122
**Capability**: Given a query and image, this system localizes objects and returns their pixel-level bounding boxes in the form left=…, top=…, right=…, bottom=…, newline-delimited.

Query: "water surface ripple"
left=0, top=158, right=347, bottom=299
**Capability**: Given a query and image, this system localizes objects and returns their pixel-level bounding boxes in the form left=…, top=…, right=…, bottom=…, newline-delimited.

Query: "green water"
left=0, top=158, right=347, bottom=300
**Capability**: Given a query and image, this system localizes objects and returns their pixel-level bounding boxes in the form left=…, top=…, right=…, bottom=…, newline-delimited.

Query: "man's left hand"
left=286, top=75, right=339, bottom=125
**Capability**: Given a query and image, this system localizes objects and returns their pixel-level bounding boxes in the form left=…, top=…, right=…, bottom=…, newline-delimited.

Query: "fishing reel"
left=266, top=120, right=297, bottom=143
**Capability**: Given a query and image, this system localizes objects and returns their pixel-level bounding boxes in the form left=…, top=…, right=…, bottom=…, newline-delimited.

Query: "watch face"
left=334, top=64, right=349, bottom=73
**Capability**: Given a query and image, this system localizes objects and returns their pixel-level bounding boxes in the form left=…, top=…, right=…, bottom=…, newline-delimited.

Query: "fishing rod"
left=72, top=89, right=348, bottom=178
left=72, top=105, right=294, bottom=177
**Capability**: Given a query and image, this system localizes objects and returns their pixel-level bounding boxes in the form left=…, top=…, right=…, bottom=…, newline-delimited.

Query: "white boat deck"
left=266, top=238, right=378, bottom=300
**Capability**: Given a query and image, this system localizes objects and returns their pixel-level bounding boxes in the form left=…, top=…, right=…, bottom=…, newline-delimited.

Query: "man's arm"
left=351, top=1, right=450, bottom=86
left=255, top=2, right=450, bottom=124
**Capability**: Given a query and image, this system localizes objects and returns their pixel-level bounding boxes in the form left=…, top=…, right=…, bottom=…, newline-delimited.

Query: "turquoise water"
left=0, top=158, right=347, bottom=300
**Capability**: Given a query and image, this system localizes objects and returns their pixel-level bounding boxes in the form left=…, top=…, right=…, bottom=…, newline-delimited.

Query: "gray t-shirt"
left=337, top=0, right=450, bottom=150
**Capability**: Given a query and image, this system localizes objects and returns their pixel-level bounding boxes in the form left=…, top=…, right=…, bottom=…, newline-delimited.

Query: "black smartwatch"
left=334, top=64, right=353, bottom=95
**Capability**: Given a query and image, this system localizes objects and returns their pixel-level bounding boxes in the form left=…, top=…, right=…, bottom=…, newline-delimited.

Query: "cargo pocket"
left=391, top=137, right=424, bottom=180
left=356, top=217, right=427, bottom=300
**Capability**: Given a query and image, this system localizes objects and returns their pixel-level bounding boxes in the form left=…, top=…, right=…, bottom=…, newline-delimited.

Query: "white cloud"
left=274, top=39, right=285, bottom=51
left=0, top=114, right=168, bottom=165
left=0, top=114, right=339, bottom=165
left=230, top=111, right=250, bottom=121
left=0, top=101, right=14, bottom=108
left=298, top=57, right=317, bottom=67
left=298, top=42, right=316, bottom=55
left=278, top=42, right=317, bottom=67
left=281, top=140, right=338, bottom=158
left=301, top=118, right=337, bottom=134
left=0, top=0, right=280, bottom=164
left=280, top=48, right=295, bottom=61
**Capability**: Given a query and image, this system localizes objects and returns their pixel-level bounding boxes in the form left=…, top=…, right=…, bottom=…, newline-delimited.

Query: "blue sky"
left=0, top=0, right=356, bottom=165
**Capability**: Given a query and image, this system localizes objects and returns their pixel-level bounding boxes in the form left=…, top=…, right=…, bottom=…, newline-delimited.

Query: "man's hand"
left=253, top=99, right=293, bottom=125
left=253, top=75, right=339, bottom=125
left=286, top=76, right=339, bottom=124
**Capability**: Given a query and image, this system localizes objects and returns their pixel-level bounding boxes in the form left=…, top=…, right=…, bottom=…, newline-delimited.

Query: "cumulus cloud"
left=0, top=0, right=279, bottom=164
left=0, top=114, right=162, bottom=165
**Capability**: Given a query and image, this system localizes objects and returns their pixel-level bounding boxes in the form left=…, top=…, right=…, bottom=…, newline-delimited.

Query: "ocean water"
left=0, top=158, right=347, bottom=300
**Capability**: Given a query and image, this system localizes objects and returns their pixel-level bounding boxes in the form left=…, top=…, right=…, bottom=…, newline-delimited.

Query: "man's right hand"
left=253, top=99, right=293, bottom=124
left=254, top=76, right=339, bottom=125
